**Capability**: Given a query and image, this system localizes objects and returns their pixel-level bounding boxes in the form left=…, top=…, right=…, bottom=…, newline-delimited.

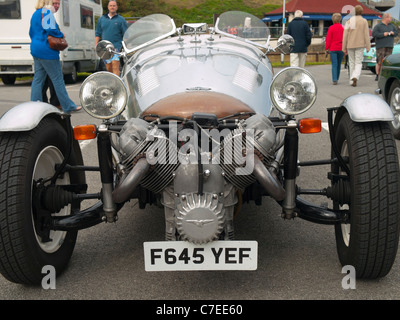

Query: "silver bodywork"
left=121, top=35, right=274, bottom=119
left=0, top=101, right=61, bottom=132
left=340, top=93, right=394, bottom=122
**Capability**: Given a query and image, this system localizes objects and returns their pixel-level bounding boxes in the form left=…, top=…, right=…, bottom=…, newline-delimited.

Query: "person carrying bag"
left=30, top=0, right=80, bottom=113
left=41, top=7, right=68, bottom=51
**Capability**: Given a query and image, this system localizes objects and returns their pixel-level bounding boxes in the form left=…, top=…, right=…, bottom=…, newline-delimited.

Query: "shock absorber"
left=97, top=124, right=117, bottom=222
left=282, top=123, right=298, bottom=219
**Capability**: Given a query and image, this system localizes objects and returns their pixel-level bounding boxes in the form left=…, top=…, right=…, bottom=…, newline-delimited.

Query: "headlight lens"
left=79, top=72, right=127, bottom=119
left=270, top=67, right=317, bottom=115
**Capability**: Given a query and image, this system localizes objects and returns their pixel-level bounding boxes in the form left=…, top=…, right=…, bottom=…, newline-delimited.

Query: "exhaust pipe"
left=252, top=155, right=285, bottom=201
left=112, top=158, right=150, bottom=203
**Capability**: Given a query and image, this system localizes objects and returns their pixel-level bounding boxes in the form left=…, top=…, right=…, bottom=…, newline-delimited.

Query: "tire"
left=0, top=118, right=79, bottom=284
left=1, top=75, right=16, bottom=85
left=64, top=64, right=77, bottom=84
left=333, top=112, right=400, bottom=279
left=387, top=79, right=400, bottom=139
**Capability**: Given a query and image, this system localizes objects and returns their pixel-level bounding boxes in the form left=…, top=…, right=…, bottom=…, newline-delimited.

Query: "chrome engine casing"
left=162, top=164, right=236, bottom=244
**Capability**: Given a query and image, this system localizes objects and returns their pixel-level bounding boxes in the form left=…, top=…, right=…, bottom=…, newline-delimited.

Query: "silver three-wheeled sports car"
left=0, top=11, right=399, bottom=284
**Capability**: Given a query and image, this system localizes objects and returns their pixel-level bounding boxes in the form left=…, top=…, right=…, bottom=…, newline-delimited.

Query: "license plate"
left=144, top=241, right=258, bottom=271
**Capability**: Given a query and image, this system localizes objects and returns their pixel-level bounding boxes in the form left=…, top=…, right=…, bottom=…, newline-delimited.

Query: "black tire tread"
left=0, top=131, right=36, bottom=284
left=336, top=114, right=400, bottom=279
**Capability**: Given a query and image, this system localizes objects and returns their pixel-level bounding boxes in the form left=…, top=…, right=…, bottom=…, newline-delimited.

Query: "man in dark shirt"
left=372, top=13, right=398, bottom=80
left=286, top=10, right=312, bottom=68
left=95, top=1, right=128, bottom=76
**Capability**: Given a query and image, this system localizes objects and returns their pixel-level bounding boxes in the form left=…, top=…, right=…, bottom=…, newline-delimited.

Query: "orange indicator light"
left=73, top=125, right=97, bottom=140
left=298, top=118, right=321, bottom=134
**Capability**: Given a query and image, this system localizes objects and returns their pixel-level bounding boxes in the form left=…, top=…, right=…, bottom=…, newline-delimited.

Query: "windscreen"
left=216, top=11, right=270, bottom=42
left=123, top=14, right=175, bottom=50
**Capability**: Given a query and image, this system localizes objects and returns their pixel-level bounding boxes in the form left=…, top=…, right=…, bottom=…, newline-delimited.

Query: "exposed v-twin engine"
left=113, top=114, right=283, bottom=243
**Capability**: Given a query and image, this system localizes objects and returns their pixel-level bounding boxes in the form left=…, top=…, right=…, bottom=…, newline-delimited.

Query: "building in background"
left=383, top=0, right=400, bottom=20
left=263, top=0, right=383, bottom=38
left=360, top=0, right=395, bottom=12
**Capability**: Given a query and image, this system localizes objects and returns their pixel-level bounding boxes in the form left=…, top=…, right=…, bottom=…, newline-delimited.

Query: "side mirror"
left=96, top=40, right=115, bottom=60
left=276, top=35, right=294, bottom=54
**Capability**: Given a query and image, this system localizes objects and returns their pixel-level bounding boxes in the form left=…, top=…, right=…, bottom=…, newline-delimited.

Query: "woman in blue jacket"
left=29, top=0, right=81, bottom=113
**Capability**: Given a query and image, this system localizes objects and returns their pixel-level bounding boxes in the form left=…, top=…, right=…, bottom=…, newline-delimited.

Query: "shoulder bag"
left=41, top=10, right=68, bottom=51
left=47, top=35, right=68, bottom=51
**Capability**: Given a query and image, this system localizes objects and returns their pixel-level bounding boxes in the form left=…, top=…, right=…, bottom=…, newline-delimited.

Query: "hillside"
left=161, top=0, right=284, bottom=8
left=110, top=0, right=282, bottom=25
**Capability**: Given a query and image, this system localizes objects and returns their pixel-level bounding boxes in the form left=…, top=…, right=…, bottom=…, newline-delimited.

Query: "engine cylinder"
left=220, top=114, right=277, bottom=190
left=117, top=118, right=180, bottom=194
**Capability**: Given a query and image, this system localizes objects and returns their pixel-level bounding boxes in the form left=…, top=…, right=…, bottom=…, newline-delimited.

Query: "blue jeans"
left=31, top=57, right=78, bottom=112
left=330, top=51, right=344, bottom=82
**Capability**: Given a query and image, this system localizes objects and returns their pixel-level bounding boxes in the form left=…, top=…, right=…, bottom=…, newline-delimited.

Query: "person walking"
left=29, top=0, right=81, bottom=113
left=42, top=0, right=60, bottom=108
left=95, top=0, right=128, bottom=77
left=372, top=13, right=398, bottom=80
left=42, top=75, right=60, bottom=108
left=325, top=13, right=344, bottom=85
left=286, top=10, right=312, bottom=68
left=342, top=5, right=371, bottom=87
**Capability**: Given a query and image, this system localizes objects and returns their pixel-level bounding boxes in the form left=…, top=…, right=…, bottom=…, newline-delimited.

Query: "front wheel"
left=0, top=118, right=80, bottom=284
left=333, top=112, right=400, bottom=279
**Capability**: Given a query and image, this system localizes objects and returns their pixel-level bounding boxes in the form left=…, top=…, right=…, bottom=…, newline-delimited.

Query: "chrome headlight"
left=270, top=67, right=317, bottom=115
left=79, top=72, right=127, bottom=119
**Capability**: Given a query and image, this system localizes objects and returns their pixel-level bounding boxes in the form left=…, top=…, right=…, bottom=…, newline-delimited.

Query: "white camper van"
left=0, top=0, right=103, bottom=85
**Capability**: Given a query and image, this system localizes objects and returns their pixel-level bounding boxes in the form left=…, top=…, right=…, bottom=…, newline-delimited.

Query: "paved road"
left=0, top=65, right=399, bottom=301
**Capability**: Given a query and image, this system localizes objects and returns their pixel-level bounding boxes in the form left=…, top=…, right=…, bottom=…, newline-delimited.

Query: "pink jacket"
left=325, top=23, right=344, bottom=52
